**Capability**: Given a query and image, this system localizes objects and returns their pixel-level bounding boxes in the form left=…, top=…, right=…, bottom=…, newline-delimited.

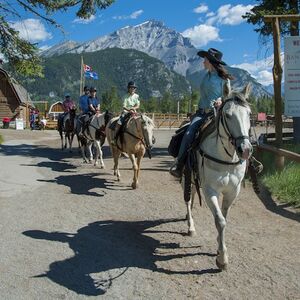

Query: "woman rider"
left=170, top=48, right=234, bottom=178
left=112, top=81, right=140, bottom=145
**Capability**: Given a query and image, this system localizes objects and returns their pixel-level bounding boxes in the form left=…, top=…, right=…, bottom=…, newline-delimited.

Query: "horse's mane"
left=141, top=114, right=155, bottom=127
left=224, top=91, right=250, bottom=109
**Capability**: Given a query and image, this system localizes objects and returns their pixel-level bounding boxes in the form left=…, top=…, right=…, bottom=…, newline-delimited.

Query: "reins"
left=199, top=97, right=250, bottom=165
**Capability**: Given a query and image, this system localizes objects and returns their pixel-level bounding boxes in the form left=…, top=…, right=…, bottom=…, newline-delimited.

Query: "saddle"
left=110, top=113, right=133, bottom=145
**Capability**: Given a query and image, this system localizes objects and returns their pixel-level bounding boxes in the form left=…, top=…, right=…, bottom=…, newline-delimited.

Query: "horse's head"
left=104, top=110, right=114, bottom=126
left=219, top=83, right=253, bottom=160
left=69, top=107, right=77, bottom=118
left=140, top=114, right=155, bottom=149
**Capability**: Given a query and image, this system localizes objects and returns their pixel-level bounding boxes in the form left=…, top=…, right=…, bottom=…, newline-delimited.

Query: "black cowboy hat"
left=197, top=48, right=226, bottom=65
left=127, top=81, right=137, bottom=89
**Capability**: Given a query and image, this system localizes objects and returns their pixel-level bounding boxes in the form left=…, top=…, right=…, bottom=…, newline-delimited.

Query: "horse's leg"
left=213, top=186, right=240, bottom=270
left=135, top=152, right=143, bottom=188
left=112, top=147, right=121, bottom=180
left=64, top=132, right=68, bottom=149
left=182, top=176, right=196, bottom=236
left=94, top=140, right=105, bottom=168
left=59, top=131, right=64, bottom=150
left=87, top=142, right=93, bottom=163
left=129, top=154, right=138, bottom=189
left=68, top=132, right=74, bottom=153
left=203, top=189, right=228, bottom=270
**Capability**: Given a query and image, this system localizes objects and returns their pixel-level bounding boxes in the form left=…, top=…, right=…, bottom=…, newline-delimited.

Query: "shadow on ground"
left=23, top=218, right=219, bottom=296
left=257, top=184, right=300, bottom=222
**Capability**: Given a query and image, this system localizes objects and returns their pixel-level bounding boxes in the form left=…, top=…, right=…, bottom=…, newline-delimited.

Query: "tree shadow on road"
left=257, top=184, right=300, bottom=222
left=23, top=218, right=220, bottom=296
left=38, top=172, right=132, bottom=197
left=0, top=143, right=79, bottom=161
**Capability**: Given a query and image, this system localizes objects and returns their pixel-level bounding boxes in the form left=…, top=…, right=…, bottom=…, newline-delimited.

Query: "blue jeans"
left=177, top=112, right=206, bottom=162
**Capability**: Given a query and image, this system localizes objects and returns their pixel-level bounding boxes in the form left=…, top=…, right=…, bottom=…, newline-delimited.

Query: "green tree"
left=144, top=97, right=159, bottom=112
left=161, top=92, right=173, bottom=113
left=243, top=1, right=299, bottom=39
left=191, top=90, right=200, bottom=112
left=0, top=0, right=115, bottom=76
left=101, top=86, right=121, bottom=113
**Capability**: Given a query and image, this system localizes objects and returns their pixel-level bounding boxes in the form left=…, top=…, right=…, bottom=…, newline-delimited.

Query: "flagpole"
left=80, top=56, right=83, bottom=96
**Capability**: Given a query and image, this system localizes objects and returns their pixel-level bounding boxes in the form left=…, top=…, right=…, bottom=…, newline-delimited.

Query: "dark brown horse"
left=58, top=108, right=77, bottom=152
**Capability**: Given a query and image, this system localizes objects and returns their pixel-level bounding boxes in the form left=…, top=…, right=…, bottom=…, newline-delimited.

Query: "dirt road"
left=0, top=128, right=299, bottom=300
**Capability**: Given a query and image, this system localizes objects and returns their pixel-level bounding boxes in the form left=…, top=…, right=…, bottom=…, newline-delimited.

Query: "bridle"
left=199, top=97, right=250, bottom=165
left=123, top=115, right=154, bottom=153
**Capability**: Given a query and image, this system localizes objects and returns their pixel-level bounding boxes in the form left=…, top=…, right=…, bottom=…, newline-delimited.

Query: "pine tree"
left=243, top=0, right=299, bottom=39
left=0, top=0, right=114, bottom=76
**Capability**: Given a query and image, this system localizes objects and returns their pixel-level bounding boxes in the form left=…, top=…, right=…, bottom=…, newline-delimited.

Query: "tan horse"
left=106, top=114, right=155, bottom=189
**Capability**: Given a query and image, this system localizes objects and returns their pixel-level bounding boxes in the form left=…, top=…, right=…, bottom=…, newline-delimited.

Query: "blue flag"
left=84, top=71, right=99, bottom=80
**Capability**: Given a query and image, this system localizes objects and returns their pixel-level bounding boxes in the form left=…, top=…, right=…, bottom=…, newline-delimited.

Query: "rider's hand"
left=214, top=98, right=222, bottom=109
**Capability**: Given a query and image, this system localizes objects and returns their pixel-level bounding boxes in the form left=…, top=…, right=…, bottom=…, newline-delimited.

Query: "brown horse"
left=57, top=108, right=77, bottom=152
left=106, top=114, right=155, bottom=189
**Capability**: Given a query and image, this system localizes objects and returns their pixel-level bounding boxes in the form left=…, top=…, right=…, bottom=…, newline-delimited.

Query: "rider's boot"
left=169, top=157, right=185, bottom=178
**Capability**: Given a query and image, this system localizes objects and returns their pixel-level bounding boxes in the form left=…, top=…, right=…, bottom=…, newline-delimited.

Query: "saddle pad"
left=109, top=119, right=118, bottom=130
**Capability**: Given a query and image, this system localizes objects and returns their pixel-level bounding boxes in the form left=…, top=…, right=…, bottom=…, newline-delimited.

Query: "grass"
left=0, top=134, right=3, bottom=144
left=262, top=163, right=300, bottom=207
left=256, top=143, right=300, bottom=207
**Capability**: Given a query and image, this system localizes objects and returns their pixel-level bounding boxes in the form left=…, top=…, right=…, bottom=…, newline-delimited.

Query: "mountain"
left=42, top=20, right=201, bottom=76
left=41, top=20, right=271, bottom=98
left=20, top=48, right=191, bottom=101
left=41, top=40, right=80, bottom=57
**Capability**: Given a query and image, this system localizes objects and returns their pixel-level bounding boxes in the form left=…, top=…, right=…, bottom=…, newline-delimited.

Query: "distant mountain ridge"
left=41, top=20, right=271, bottom=98
left=21, top=48, right=191, bottom=100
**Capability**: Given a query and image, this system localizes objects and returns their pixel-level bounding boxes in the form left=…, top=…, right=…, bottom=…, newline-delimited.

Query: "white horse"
left=184, top=83, right=253, bottom=271
left=77, top=111, right=113, bottom=167
left=106, top=114, right=155, bottom=189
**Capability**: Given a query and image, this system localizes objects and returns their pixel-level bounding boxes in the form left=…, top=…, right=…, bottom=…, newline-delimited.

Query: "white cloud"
left=193, top=4, right=208, bottom=14
left=11, top=18, right=52, bottom=42
left=113, top=10, right=143, bottom=20
left=231, top=54, right=286, bottom=86
left=255, top=70, right=274, bottom=86
left=206, top=4, right=254, bottom=26
left=206, top=12, right=215, bottom=17
left=182, top=24, right=221, bottom=47
left=73, top=15, right=96, bottom=24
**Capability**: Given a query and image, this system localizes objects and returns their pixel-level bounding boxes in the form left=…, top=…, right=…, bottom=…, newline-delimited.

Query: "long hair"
left=210, top=61, right=234, bottom=80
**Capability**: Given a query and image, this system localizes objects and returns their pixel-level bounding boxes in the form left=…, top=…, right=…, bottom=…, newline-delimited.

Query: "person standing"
left=170, top=48, right=233, bottom=178
left=112, top=81, right=140, bottom=145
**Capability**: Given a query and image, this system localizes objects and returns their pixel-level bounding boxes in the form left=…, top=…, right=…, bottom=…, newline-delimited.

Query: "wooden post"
left=80, top=56, right=84, bottom=96
left=271, top=17, right=283, bottom=147
left=265, top=15, right=300, bottom=146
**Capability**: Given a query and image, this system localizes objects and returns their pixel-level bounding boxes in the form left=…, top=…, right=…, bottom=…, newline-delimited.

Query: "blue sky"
left=11, top=0, right=275, bottom=86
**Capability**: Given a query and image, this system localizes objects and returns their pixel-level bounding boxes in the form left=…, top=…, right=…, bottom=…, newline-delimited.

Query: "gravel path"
left=0, top=128, right=299, bottom=300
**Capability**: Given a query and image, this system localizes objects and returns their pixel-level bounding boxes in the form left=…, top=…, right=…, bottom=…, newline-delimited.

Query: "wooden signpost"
left=264, top=15, right=300, bottom=169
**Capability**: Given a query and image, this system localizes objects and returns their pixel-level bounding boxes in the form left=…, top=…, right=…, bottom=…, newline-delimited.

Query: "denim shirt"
left=88, top=96, right=100, bottom=111
left=198, top=70, right=227, bottom=110
left=79, top=94, right=89, bottom=113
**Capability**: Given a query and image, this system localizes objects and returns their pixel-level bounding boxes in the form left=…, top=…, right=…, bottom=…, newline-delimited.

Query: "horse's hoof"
left=216, top=258, right=228, bottom=271
left=188, top=230, right=196, bottom=237
left=131, top=182, right=137, bottom=189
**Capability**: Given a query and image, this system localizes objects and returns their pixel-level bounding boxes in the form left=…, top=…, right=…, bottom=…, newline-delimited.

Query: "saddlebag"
left=168, top=122, right=190, bottom=158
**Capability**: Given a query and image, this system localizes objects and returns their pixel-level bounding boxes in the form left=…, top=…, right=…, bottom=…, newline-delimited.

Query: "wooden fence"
left=257, top=132, right=300, bottom=170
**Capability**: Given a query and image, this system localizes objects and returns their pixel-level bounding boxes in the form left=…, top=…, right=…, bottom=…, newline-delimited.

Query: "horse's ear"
left=223, top=79, right=231, bottom=99
left=242, top=83, right=252, bottom=99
